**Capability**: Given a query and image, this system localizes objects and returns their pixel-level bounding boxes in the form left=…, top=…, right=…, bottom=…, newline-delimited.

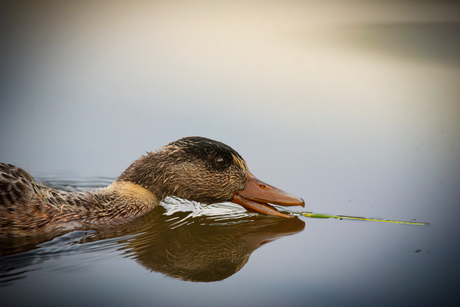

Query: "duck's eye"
left=215, top=156, right=226, bottom=167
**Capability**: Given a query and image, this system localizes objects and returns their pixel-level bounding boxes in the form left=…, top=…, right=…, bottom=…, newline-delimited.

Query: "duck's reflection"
left=0, top=205, right=304, bottom=285
left=126, top=206, right=305, bottom=282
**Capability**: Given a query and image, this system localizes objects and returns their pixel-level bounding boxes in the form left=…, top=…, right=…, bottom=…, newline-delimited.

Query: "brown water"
left=1, top=1, right=460, bottom=306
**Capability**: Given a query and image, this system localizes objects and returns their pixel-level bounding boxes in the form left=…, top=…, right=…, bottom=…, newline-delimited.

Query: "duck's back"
left=0, top=163, right=160, bottom=237
left=0, top=163, right=60, bottom=236
left=0, top=163, right=38, bottom=206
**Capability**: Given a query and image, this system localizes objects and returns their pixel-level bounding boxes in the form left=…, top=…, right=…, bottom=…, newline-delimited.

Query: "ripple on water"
left=0, top=229, right=139, bottom=287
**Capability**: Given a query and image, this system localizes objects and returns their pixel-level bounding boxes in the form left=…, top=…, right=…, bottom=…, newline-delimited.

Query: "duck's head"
left=118, top=136, right=304, bottom=218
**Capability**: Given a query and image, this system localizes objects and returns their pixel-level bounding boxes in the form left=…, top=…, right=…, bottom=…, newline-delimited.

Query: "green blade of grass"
left=299, top=212, right=428, bottom=225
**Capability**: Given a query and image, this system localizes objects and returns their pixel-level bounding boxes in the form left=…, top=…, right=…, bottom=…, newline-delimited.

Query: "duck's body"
left=1, top=137, right=304, bottom=237
left=0, top=170, right=158, bottom=236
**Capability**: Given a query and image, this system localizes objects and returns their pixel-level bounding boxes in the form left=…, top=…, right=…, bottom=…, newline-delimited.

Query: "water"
left=0, top=172, right=457, bottom=306
left=1, top=1, right=460, bottom=306
left=0, top=178, right=303, bottom=281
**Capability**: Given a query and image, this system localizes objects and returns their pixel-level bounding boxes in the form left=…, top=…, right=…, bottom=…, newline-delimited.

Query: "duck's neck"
left=44, top=181, right=159, bottom=232
left=102, top=180, right=160, bottom=221
left=116, top=151, right=172, bottom=201
left=107, top=180, right=158, bottom=204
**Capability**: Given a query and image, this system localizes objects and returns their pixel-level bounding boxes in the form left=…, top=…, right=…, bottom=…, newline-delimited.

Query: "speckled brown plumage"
left=1, top=137, right=249, bottom=237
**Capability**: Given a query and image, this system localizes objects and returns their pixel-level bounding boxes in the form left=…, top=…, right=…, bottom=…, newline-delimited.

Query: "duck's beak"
left=232, top=172, right=305, bottom=218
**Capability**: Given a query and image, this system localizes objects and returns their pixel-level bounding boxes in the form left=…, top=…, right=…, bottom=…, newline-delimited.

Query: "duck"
left=0, top=136, right=304, bottom=237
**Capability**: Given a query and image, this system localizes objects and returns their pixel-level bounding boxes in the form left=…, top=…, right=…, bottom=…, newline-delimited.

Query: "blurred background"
left=2, top=0, right=459, bottom=215
left=1, top=0, right=459, bottom=306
